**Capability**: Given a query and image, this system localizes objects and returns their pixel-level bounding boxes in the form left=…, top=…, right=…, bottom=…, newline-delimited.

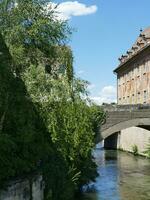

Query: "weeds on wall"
left=143, top=139, right=150, bottom=158
left=132, top=144, right=138, bottom=155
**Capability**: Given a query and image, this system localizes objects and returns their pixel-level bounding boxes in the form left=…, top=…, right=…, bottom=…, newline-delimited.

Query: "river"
left=80, top=143, right=150, bottom=200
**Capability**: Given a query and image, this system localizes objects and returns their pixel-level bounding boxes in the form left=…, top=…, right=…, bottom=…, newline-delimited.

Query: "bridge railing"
left=102, top=103, right=150, bottom=112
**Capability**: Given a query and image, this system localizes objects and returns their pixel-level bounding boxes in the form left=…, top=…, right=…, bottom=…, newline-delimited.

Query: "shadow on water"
left=80, top=142, right=150, bottom=200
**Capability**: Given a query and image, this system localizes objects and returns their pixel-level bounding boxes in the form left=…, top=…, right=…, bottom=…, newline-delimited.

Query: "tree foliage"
left=0, top=32, right=50, bottom=186
left=23, top=64, right=102, bottom=199
left=0, top=0, right=105, bottom=199
left=0, top=0, right=72, bottom=75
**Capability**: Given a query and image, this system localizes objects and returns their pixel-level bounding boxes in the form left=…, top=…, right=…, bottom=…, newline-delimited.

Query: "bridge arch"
left=100, top=118, right=150, bottom=141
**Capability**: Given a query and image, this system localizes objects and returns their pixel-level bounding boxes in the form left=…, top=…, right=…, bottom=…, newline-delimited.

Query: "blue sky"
left=53, top=0, right=150, bottom=104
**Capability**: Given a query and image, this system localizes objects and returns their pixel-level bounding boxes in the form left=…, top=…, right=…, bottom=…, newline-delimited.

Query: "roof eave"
left=113, top=43, right=150, bottom=74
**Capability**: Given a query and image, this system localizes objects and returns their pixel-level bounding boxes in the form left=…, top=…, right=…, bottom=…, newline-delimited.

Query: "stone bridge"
left=100, top=104, right=150, bottom=141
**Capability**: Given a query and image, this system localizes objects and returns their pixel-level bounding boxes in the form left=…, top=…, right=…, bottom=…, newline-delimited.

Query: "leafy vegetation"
left=0, top=32, right=49, bottom=186
left=0, top=0, right=105, bottom=199
left=23, top=64, right=104, bottom=199
left=143, top=139, right=150, bottom=158
left=132, top=144, right=138, bottom=155
left=0, top=0, right=72, bottom=75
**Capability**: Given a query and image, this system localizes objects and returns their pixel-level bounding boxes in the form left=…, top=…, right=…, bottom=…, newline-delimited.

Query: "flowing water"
left=80, top=144, right=150, bottom=200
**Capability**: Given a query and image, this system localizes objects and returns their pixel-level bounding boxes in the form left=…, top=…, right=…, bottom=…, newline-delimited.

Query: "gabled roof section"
left=114, top=27, right=150, bottom=74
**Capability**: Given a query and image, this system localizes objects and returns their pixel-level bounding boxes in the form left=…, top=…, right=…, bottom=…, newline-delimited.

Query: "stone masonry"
left=0, top=175, right=44, bottom=200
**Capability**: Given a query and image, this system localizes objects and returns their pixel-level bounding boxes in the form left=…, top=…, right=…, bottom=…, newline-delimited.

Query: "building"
left=114, top=27, right=150, bottom=105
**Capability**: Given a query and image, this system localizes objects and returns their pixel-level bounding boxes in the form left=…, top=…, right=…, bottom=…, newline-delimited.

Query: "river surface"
left=80, top=144, right=150, bottom=200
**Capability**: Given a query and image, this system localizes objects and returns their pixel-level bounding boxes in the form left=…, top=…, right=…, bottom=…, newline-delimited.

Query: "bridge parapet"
left=102, top=103, right=150, bottom=112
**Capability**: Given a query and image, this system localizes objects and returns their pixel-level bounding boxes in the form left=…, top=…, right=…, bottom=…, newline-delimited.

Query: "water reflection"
left=81, top=144, right=150, bottom=200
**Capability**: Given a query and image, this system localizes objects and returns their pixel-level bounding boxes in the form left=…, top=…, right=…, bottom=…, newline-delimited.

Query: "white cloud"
left=101, top=85, right=116, bottom=98
left=48, top=1, right=98, bottom=20
left=90, top=85, right=117, bottom=105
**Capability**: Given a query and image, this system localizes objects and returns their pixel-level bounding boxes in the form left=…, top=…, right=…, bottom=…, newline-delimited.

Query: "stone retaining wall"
left=0, top=175, right=44, bottom=200
left=118, top=127, right=150, bottom=155
left=104, top=127, right=150, bottom=156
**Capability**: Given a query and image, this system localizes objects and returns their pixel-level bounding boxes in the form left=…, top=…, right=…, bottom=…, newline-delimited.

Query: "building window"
left=137, top=75, right=140, bottom=78
left=123, top=97, right=125, bottom=104
left=132, top=94, right=134, bottom=103
left=144, top=90, right=147, bottom=103
left=127, top=96, right=130, bottom=104
left=137, top=92, right=140, bottom=103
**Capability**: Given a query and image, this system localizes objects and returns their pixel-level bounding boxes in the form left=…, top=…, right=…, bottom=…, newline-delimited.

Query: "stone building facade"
left=114, top=27, right=150, bottom=105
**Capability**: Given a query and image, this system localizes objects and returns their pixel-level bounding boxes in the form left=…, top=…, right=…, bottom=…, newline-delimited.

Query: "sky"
left=52, top=0, right=150, bottom=104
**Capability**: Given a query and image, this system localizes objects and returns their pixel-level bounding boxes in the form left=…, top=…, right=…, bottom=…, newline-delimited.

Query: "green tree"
left=0, top=0, right=72, bottom=75
left=0, top=29, right=51, bottom=187
left=23, top=65, right=103, bottom=199
left=0, top=1, right=105, bottom=199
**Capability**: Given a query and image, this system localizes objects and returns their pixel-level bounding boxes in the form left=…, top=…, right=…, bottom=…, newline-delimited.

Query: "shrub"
left=132, top=144, right=138, bottom=155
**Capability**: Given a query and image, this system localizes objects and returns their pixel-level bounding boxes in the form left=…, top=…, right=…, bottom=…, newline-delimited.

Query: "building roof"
left=114, top=27, right=150, bottom=73
left=136, top=27, right=150, bottom=42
